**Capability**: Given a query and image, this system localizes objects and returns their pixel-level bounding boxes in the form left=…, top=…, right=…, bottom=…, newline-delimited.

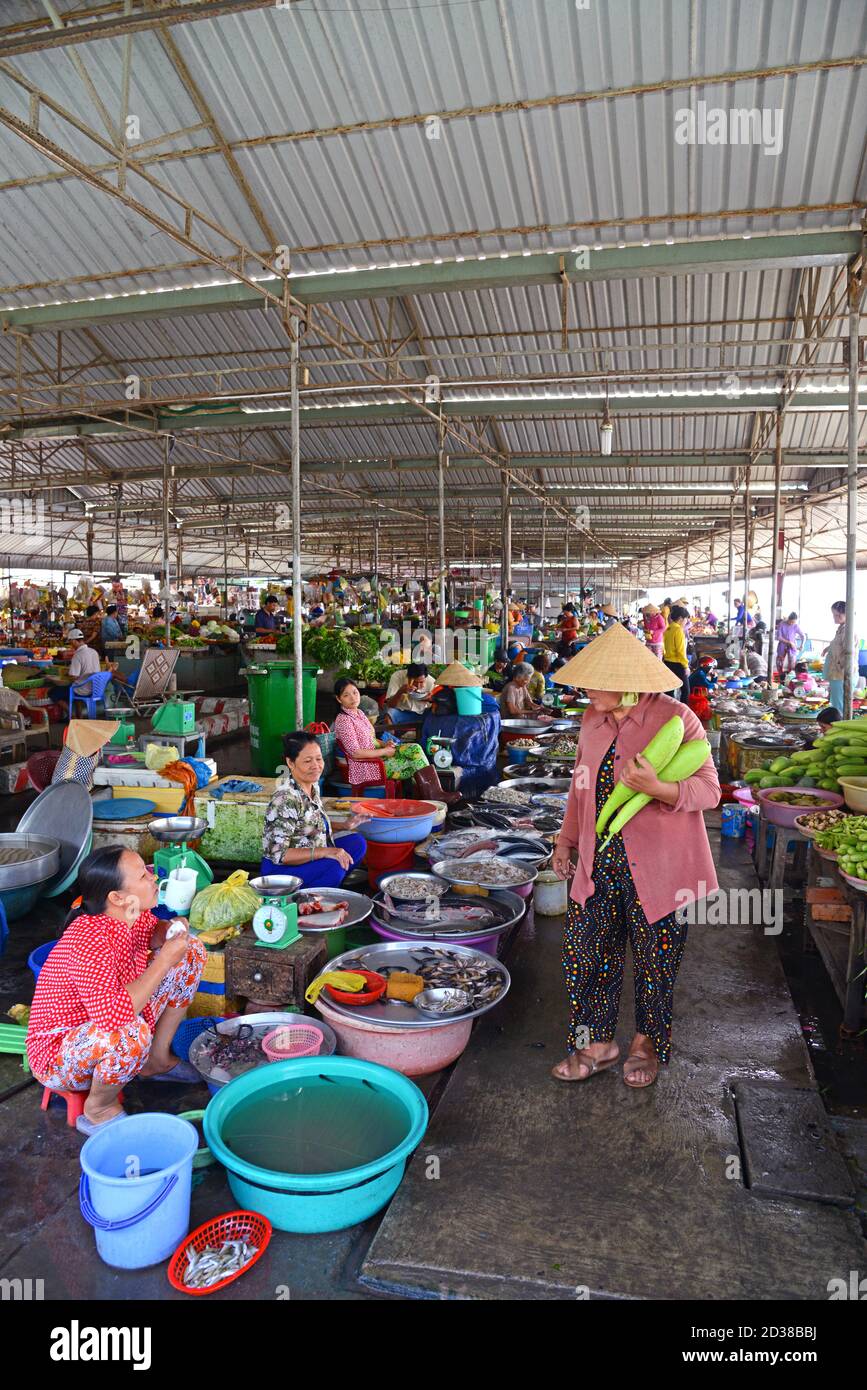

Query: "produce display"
left=510, top=737, right=541, bottom=749
left=596, top=715, right=686, bottom=835
left=545, top=735, right=580, bottom=756
left=742, top=719, right=867, bottom=792
left=194, top=799, right=264, bottom=862
left=795, top=808, right=851, bottom=835
left=814, top=815, right=867, bottom=880
left=762, top=791, right=837, bottom=807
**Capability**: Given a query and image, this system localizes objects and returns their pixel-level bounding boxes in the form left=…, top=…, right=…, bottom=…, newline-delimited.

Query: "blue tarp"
left=420, top=709, right=501, bottom=799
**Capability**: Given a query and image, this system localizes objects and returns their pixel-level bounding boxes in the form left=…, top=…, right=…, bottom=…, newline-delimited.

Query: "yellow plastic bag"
left=189, top=870, right=262, bottom=934
left=144, top=742, right=178, bottom=773
left=305, top=971, right=368, bottom=1005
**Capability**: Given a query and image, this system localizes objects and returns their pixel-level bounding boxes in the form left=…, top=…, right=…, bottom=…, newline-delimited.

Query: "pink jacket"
left=559, top=692, right=720, bottom=924
left=643, top=613, right=666, bottom=644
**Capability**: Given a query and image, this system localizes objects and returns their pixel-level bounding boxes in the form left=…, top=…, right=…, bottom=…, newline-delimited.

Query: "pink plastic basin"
left=757, top=786, right=844, bottom=828
left=313, top=995, right=472, bottom=1076
left=371, top=916, right=500, bottom=958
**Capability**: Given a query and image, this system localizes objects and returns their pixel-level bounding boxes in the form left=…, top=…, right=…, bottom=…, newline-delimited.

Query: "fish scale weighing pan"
left=294, top=887, right=372, bottom=932
left=372, top=886, right=525, bottom=939
left=315, top=941, right=510, bottom=1028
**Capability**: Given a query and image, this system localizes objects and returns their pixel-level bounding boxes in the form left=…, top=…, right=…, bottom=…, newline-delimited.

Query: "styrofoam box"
left=93, top=759, right=217, bottom=788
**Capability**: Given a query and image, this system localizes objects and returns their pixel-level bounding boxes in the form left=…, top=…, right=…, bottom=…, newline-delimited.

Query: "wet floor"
left=0, top=742, right=864, bottom=1299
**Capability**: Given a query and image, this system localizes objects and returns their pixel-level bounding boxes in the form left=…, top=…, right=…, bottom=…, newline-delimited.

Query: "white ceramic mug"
left=156, top=866, right=198, bottom=914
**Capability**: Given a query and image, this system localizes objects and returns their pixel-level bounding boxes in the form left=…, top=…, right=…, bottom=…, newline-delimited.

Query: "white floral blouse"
left=262, top=771, right=333, bottom=862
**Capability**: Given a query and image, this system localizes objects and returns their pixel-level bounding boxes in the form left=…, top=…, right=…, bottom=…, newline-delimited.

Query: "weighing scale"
left=148, top=816, right=213, bottom=893
left=426, top=735, right=456, bottom=770
left=251, top=877, right=301, bottom=950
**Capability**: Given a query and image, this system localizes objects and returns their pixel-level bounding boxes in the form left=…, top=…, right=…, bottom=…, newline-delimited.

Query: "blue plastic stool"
left=68, top=670, right=115, bottom=719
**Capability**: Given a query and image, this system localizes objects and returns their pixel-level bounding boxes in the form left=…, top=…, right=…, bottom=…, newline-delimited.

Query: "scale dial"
left=252, top=903, right=289, bottom=943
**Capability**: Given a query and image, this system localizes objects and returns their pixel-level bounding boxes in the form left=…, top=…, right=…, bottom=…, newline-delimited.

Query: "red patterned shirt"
left=333, top=708, right=382, bottom=787
left=26, top=911, right=159, bottom=1080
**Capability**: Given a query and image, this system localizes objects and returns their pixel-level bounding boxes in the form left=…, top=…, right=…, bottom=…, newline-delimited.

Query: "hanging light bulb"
left=599, top=382, right=613, bottom=456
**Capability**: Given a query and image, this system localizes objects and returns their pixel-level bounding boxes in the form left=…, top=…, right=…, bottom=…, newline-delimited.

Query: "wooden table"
left=803, top=844, right=867, bottom=1034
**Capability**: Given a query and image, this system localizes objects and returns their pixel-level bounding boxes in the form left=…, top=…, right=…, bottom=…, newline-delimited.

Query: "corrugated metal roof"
left=0, top=0, right=863, bottom=574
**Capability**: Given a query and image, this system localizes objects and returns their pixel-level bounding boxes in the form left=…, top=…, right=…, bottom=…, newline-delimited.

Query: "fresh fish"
left=182, top=1238, right=258, bottom=1289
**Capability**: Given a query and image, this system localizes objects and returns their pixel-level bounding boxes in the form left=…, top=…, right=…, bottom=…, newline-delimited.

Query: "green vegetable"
left=599, top=738, right=710, bottom=847
left=595, top=715, right=685, bottom=835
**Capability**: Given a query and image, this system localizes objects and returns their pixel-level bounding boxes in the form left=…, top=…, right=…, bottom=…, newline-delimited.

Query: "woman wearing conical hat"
left=550, top=624, right=720, bottom=1088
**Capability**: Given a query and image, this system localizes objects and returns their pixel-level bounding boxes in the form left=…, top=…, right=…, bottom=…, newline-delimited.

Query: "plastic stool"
left=40, top=1087, right=124, bottom=1127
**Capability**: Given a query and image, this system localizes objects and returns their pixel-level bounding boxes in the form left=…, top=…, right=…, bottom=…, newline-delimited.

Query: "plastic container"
left=202, top=1056, right=429, bottom=1233
left=757, top=786, right=844, bottom=828
left=351, top=799, right=439, bottom=844
left=838, top=776, right=867, bottom=813
left=167, top=1210, right=271, bottom=1296
left=532, top=868, right=569, bottom=916
left=325, top=969, right=387, bottom=1006
left=78, top=1113, right=198, bottom=1269
left=720, top=803, right=747, bottom=838
left=371, top=917, right=500, bottom=958
left=454, top=687, right=483, bottom=716
left=244, top=661, right=319, bottom=776
left=27, top=940, right=57, bottom=981
left=315, top=993, right=473, bottom=1076
left=365, top=839, right=417, bottom=888
left=262, top=1022, right=326, bottom=1059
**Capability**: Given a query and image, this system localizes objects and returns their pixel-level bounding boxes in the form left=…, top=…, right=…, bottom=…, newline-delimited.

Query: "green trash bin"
left=244, top=661, right=319, bottom=775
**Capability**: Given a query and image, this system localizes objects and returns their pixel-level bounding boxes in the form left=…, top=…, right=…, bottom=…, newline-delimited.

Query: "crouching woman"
left=26, top=847, right=206, bottom=1134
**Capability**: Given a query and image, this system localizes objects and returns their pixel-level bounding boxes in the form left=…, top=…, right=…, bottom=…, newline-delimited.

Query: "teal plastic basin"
left=203, top=1056, right=428, bottom=1233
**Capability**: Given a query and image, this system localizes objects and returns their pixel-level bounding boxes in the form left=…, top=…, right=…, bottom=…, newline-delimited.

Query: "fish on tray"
left=381, top=891, right=495, bottom=926
left=297, top=896, right=349, bottom=927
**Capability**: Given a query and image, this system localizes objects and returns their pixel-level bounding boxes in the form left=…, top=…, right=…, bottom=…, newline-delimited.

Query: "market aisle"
left=361, top=814, right=865, bottom=1300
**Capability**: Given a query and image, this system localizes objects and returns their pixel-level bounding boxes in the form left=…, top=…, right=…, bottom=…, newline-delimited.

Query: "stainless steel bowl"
left=148, top=816, right=208, bottom=843
left=413, top=987, right=471, bottom=1017
left=249, top=874, right=304, bottom=897
left=379, top=871, right=449, bottom=901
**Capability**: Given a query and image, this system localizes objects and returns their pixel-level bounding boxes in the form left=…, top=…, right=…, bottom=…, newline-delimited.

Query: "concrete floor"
left=0, top=745, right=864, bottom=1300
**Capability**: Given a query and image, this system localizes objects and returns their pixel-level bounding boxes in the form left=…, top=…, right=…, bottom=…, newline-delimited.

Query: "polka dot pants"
left=561, top=740, right=687, bottom=1063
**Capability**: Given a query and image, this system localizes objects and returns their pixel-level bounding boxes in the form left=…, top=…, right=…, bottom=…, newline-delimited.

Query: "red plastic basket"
left=167, top=1210, right=272, bottom=1296
left=325, top=969, right=386, bottom=1006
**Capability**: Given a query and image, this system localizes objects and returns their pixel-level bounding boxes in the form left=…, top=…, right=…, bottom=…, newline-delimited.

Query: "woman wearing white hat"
left=549, top=623, right=720, bottom=1088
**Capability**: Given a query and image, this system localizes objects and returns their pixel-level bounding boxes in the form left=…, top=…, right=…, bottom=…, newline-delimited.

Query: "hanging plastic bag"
left=144, top=742, right=179, bottom=773
left=189, top=869, right=262, bottom=935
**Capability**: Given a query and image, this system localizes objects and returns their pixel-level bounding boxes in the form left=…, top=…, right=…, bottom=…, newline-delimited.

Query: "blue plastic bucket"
left=203, top=1056, right=428, bottom=1233
left=454, top=687, right=483, bottom=716
left=27, top=940, right=56, bottom=981
left=79, top=1113, right=198, bottom=1268
left=721, top=804, right=747, bottom=838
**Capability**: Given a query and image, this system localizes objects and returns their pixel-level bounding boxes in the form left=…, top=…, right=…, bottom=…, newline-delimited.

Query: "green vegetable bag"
left=189, top=870, right=262, bottom=934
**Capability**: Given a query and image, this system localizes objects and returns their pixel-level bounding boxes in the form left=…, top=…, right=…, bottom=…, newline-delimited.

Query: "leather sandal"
left=622, top=1053, right=660, bottom=1088
left=550, top=1049, right=619, bottom=1083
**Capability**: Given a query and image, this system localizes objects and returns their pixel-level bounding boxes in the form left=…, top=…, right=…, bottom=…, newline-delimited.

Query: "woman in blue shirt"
left=101, top=604, right=124, bottom=644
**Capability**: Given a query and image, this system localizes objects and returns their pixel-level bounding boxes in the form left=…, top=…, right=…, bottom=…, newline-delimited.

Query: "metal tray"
left=499, top=776, right=572, bottom=795
left=432, top=855, right=539, bottom=890
left=316, top=940, right=511, bottom=1028
left=17, top=781, right=93, bottom=892
left=373, top=886, right=525, bottom=938
left=0, top=834, right=60, bottom=889
left=423, top=827, right=550, bottom=861
left=294, top=887, right=373, bottom=933
left=377, top=871, right=448, bottom=901
left=500, top=718, right=552, bottom=734
left=531, top=792, right=569, bottom=811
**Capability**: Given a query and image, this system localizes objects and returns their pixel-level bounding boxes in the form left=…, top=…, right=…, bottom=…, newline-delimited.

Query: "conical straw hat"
left=600, top=603, right=617, bottom=617
left=642, top=603, right=660, bottom=616
left=437, top=660, right=482, bottom=688
left=552, top=622, right=681, bottom=692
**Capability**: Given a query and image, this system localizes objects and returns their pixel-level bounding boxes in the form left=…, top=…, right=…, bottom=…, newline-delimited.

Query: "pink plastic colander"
left=261, top=1023, right=326, bottom=1061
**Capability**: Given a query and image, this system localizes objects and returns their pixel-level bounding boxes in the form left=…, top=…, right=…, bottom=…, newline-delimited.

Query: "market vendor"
left=101, top=603, right=124, bottom=645
left=26, top=847, right=206, bottom=1134
left=261, top=732, right=366, bottom=887
left=549, top=622, right=720, bottom=1090
left=485, top=649, right=512, bottom=690
left=333, top=676, right=429, bottom=787
left=499, top=662, right=554, bottom=720
left=384, top=662, right=435, bottom=717
left=65, top=627, right=101, bottom=696
left=528, top=652, right=552, bottom=701
left=253, top=595, right=281, bottom=638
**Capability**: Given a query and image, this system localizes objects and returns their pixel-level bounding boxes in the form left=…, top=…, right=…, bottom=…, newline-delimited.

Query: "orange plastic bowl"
left=325, top=969, right=387, bottom=1006
left=167, top=1210, right=271, bottom=1296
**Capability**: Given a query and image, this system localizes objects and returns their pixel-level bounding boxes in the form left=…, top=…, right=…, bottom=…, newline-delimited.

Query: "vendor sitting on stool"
left=26, top=847, right=206, bottom=1135
left=261, top=731, right=366, bottom=888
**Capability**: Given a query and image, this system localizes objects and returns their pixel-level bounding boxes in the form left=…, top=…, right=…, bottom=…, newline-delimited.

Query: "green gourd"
left=598, top=738, right=711, bottom=848
left=594, top=714, right=685, bottom=835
